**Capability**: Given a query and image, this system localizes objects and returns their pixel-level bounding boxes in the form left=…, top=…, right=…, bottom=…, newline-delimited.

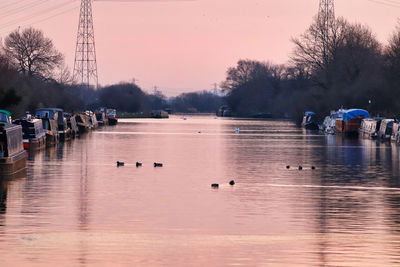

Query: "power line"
left=0, top=3, right=79, bottom=36
left=0, top=0, right=49, bottom=17
left=94, top=0, right=196, bottom=2
left=0, top=0, right=37, bottom=12
left=0, top=1, right=77, bottom=31
left=365, top=0, right=400, bottom=8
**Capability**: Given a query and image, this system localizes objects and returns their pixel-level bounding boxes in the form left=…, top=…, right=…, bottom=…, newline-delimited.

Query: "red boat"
left=334, top=109, right=369, bottom=135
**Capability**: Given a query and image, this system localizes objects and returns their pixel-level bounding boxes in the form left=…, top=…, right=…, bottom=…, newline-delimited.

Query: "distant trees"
left=0, top=28, right=83, bottom=117
left=220, top=60, right=287, bottom=116
left=4, top=20, right=400, bottom=122
left=170, top=91, right=223, bottom=113
left=0, top=87, right=21, bottom=109
left=2, top=27, right=63, bottom=80
left=97, top=83, right=146, bottom=112
left=385, top=25, right=400, bottom=81
left=291, top=17, right=345, bottom=83
left=290, top=17, right=387, bottom=117
left=219, top=17, right=400, bottom=121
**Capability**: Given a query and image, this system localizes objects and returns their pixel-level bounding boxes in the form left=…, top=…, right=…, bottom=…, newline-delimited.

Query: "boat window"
left=42, top=120, right=50, bottom=130
left=0, top=113, right=10, bottom=123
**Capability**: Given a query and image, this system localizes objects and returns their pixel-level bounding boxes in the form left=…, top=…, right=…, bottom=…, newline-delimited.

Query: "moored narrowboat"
left=96, top=111, right=108, bottom=126
left=14, top=115, right=46, bottom=151
left=107, top=109, right=118, bottom=125
left=323, top=109, right=346, bottom=134
left=216, top=105, right=232, bottom=117
left=35, top=109, right=59, bottom=146
left=0, top=122, right=27, bottom=175
left=52, top=108, right=71, bottom=141
left=41, top=118, right=59, bottom=146
left=87, top=111, right=98, bottom=129
left=0, top=110, right=12, bottom=124
left=391, top=122, right=400, bottom=143
left=151, top=110, right=169, bottom=119
left=75, top=113, right=91, bottom=133
left=359, top=118, right=382, bottom=139
left=65, top=113, right=79, bottom=138
left=378, top=119, right=395, bottom=141
left=301, top=111, right=319, bottom=130
left=334, top=109, right=369, bottom=136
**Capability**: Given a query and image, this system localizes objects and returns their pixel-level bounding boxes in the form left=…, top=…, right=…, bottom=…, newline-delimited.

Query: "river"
left=1, top=115, right=400, bottom=266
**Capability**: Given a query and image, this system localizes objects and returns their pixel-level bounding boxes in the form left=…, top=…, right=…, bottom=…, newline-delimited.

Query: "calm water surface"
left=1, top=115, right=400, bottom=266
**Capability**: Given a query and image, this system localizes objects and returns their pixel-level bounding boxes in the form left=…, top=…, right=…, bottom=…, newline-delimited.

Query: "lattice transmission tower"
left=318, top=0, right=335, bottom=65
left=73, top=0, right=98, bottom=89
left=318, top=0, right=335, bottom=42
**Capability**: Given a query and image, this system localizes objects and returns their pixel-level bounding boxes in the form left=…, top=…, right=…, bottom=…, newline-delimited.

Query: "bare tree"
left=55, top=63, right=74, bottom=84
left=291, top=17, right=347, bottom=88
left=385, top=24, right=400, bottom=80
left=220, top=59, right=285, bottom=92
left=2, top=27, right=63, bottom=80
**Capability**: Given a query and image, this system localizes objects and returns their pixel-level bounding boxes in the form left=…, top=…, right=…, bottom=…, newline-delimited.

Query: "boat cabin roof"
left=0, top=110, right=11, bottom=116
left=0, top=110, right=11, bottom=123
left=304, top=111, right=316, bottom=116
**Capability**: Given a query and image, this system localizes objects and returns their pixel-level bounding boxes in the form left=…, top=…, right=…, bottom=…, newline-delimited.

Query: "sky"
left=0, top=0, right=399, bottom=96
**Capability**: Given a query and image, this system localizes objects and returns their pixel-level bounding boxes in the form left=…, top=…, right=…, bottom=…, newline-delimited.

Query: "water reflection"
left=0, top=180, right=7, bottom=215
left=1, top=117, right=400, bottom=265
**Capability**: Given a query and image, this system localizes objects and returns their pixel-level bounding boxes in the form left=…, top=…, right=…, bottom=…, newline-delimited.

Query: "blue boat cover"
left=304, top=111, right=316, bottom=116
left=342, top=109, right=369, bottom=122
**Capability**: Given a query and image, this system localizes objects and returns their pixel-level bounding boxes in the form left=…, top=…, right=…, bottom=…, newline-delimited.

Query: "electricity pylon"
left=318, top=0, right=335, bottom=35
left=73, top=0, right=98, bottom=89
left=318, top=0, right=335, bottom=64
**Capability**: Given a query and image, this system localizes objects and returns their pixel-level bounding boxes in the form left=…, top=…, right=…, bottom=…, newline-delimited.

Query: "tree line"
left=4, top=15, right=399, bottom=122
left=221, top=17, right=400, bottom=123
left=0, top=27, right=222, bottom=118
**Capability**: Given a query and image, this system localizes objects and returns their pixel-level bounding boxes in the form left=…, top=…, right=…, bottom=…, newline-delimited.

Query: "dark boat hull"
left=334, top=118, right=362, bottom=136
left=78, top=125, right=90, bottom=134
left=59, top=129, right=72, bottom=141
left=24, top=136, right=46, bottom=151
left=304, top=122, right=319, bottom=130
left=46, top=134, right=58, bottom=146
left=108, top=118, right=118, bottom=125
left=0, top=150, right=27, bottom=176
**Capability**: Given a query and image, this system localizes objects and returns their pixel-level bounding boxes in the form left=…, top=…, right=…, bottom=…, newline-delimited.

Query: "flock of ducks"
left=116, top=160, right=235, bottom=189
left=116, top=161, right=162, bottom=167
left=117, top=161, right=316, bottom=188
left=286, top=165, right=316, bottom=170
left=115, top=160, right=317, bottom=188
left=211, top=180, right=235, bottom=188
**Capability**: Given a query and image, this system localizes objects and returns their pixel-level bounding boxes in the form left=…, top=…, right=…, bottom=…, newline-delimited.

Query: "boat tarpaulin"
left=304, top=111, right=316, bottom=116
left=342, top=109, right=369, bottom=122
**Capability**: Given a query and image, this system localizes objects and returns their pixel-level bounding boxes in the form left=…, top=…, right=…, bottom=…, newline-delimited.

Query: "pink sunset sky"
left=0, top=0, right=399, bottom=96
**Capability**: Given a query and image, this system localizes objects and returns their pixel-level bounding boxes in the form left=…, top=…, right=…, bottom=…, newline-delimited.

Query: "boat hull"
left=46, top=134, right=58, bottom=147
left=0, top=150, right=27, bottom=176
left=77, top=125, right=90, bottom=134
left=334, top=118, right=363, bottom=136
left=303, top=122, right=319, bottom=130
left=59, top=129, right=72, bottom=141
left=23, top=136, right=46, bottom=151
left=108, top=118, right=118, bottom=125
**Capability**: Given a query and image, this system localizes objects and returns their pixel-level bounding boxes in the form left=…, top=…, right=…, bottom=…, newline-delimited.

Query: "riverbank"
left=117, top=110, right=169, bottom=119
